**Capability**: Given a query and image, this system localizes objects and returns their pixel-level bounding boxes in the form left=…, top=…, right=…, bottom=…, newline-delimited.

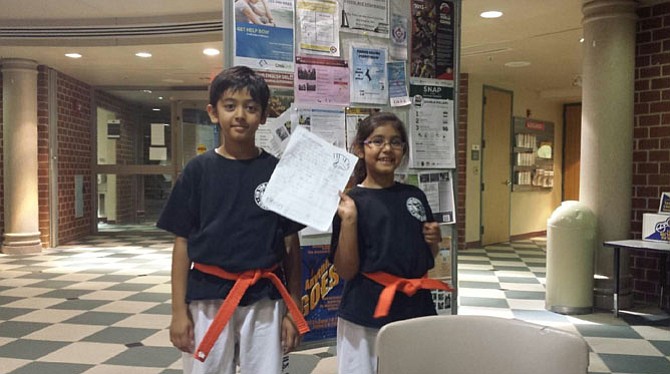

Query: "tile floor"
left=0, top=226, right=668, bottom=374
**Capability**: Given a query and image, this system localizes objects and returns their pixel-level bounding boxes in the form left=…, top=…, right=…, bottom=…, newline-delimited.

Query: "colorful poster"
left=296, top=0, right=341, bottom=57
left=408, top=81, right=455, bottom=168
left=341, top=0, right=389, bottom=37
left=294, top=56, right=350, bottom=106
left=234, top=0, right=295, bottom=72
left=300, top=244, right=343, bottom=343
left=387, top=61, right=410, bottom=107
left=350, top=46, right=388, bottom=105
left=410, top=0, right=454, bottom=80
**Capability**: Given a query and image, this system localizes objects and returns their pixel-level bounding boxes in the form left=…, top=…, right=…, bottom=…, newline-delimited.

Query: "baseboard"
left=510, top=230, right=546, bottom=241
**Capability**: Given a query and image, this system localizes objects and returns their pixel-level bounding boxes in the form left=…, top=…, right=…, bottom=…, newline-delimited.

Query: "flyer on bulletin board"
left=234, top=0, right=295, bottom=72
left=300, top=244, right=343, bottom=343
left=294, top=56, right=350, bottom=106
left=350, top=45, right=388, bottom=105
left=408, top=81, right=455, bottom=168
left=410, top=0, right=454, bottom=80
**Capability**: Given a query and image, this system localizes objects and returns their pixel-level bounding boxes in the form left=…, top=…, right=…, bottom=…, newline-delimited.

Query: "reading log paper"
left=261, top=125, right=357, bottom=231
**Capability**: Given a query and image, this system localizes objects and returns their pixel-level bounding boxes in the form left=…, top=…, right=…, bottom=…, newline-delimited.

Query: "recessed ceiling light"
left=480, top=10, right=503, bottom=18
left=203, top=48, right=220, bottom=56
left=142, top=89, right=153, bottom=93
left=158, top=96, right=164, bottom=100
left=135, top=52, right=152, bottom=58
left=579, top=37, right=584, bottom=43
left=504, top=61, right=531, bottom=68
left=152, top=108, right=161, bottom=111
left=65, top=53, right=82, bottom=59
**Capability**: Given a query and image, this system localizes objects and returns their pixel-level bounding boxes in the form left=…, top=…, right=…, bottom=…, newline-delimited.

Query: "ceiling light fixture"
left=158, top=96, right=164, bottom=100
left=480, top=10, right=503, bottom=18
left=152, top=108, right=161, bottom=111
left=142, top=89, right=152, bottom=94
left=504, top=61, right=531, bottom=68
left=135, top=52, right=152, bottom=58
left=203, top=48, right=221, bottom=56
left=65, top=53, right=82, bottom=59
left=579, top=37, right=584, bottom=43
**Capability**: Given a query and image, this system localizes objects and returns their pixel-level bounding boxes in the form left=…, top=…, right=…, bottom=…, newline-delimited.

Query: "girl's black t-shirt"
left=330, top=183, right=437, bottom=328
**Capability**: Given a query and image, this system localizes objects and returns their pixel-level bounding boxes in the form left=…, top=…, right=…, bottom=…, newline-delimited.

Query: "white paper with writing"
left=262, top=125, right=357, bottom=231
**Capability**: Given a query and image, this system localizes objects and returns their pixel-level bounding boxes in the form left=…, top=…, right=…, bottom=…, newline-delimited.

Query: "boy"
left=157, top=66, right=308, bottom=374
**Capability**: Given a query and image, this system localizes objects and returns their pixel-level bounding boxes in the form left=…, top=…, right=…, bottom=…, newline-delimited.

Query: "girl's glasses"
left=363, top=138, right=406, bottom=150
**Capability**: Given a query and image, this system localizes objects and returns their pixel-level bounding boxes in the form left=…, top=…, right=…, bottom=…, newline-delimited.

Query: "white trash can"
left=545, top=201, right=596, bottom=315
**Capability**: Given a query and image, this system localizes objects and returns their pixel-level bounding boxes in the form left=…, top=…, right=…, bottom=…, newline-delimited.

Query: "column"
left=1, top=58, right=41, bottom=254
left=580, top=0, right=637, bottom=309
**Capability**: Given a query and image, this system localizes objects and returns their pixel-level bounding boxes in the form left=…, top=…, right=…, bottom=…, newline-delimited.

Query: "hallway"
left=0, top=228, right=668, bottom=373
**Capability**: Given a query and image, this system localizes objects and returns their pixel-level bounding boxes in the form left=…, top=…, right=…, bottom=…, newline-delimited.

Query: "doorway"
left=93, top=101, right=216, bottom=232
left=481, top=86, right=513, bottom=246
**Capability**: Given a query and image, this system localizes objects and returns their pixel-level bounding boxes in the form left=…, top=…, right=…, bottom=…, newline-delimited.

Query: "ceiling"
left=0, top=0, right=646, bottom=111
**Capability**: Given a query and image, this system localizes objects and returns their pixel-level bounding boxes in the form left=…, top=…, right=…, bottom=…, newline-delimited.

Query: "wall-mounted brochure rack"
left=512, top=117, right=554, bottom=192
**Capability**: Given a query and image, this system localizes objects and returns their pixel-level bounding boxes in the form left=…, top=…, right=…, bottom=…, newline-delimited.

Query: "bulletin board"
left=223, top=0, right=461, bottom=347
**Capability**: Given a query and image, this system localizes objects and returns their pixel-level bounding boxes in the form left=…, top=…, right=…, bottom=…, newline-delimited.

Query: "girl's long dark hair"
left=350, top=112, right=409, bottom=185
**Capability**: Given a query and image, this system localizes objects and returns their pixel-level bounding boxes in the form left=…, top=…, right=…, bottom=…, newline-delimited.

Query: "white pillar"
left=580, top=0, right=637, bottom=309
left=1, top=58, right=42, bottom=254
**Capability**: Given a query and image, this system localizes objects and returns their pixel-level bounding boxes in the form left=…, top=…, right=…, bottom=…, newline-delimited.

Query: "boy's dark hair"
left=351, top=112, right=409, bottom=184
left=209, top=66, right=270, bottom=115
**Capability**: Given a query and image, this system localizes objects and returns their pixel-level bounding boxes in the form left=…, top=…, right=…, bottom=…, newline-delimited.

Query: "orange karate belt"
left=192, top=263, right=310, bottom=362
left=363, top=271, right=454, bottom=318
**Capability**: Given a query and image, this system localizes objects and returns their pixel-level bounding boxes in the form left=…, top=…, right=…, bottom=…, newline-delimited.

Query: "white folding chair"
left=376, top=315, right=589, bottom=374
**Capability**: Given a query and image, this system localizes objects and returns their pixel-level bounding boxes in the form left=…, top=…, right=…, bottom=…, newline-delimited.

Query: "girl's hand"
left=423, top=222, right=441, bottom=245
left=337, top=191, right=357, bottom=223
left=281, top=315, right=301, bottom=354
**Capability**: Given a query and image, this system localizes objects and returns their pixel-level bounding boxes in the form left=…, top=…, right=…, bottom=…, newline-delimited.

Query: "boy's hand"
left=337, top=191, right=357, bottom=222
left=281, top=314, right=301, bottom=354
left=170, top=312, right=195, bottom=353
left=423, top=222, right=441, bottom=245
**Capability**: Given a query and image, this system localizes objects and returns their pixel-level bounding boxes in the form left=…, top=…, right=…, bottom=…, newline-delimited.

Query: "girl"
left=330, top=112, right=450, bottom=374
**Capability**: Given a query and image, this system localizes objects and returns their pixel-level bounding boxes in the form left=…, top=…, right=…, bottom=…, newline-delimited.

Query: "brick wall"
left=633, top=2, right=670, bottom=309
left=56, top=72, right=94, bottom=244
left=37, top=67, right=50, bottom=246
left=457, top=74, right=468, bottom=251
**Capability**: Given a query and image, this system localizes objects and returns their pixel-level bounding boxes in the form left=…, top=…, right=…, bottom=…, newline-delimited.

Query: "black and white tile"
left=0, top=229, right=668, bottom=373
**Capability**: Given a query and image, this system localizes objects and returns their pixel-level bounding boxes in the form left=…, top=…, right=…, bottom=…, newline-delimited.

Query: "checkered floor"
left=0, top=227, right=668, bottom=374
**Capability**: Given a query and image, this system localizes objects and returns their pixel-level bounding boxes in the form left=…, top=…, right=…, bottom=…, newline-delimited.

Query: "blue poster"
left=234, top=0, right=295, bottom=72
left=300, top=244, right=343, bottom=343
left=350, top=46, right=388, bottom=105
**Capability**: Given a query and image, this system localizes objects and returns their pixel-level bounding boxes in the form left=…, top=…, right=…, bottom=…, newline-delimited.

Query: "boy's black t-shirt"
left=157, top=149, right=303, bottom=305
left=330, top=183, right=437, bottom=328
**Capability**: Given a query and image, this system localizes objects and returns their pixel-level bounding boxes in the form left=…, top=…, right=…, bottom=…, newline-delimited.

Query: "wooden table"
left=603, top=240, right=670, bottom=317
